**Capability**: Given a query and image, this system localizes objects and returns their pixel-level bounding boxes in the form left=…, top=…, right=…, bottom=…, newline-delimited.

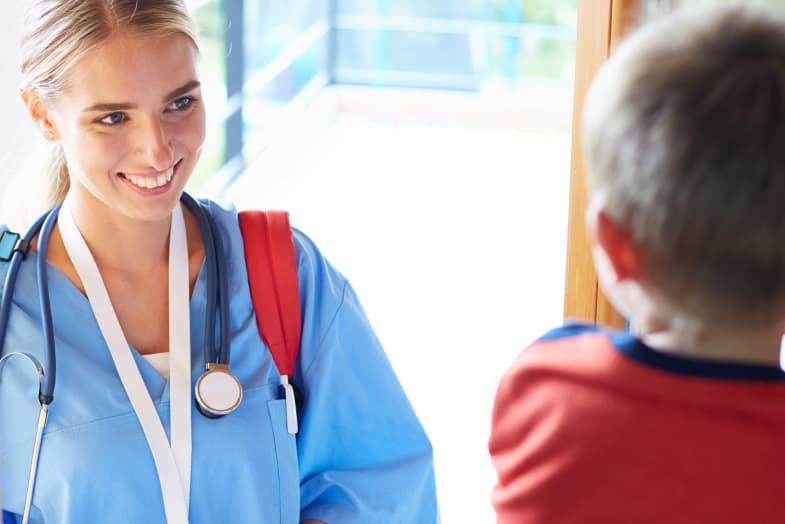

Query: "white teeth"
left=125, top=168, right=174, bottom=190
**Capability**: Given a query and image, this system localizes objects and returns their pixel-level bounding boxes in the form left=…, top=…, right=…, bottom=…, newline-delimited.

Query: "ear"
left=586, top=203, right=642, bottom=283
left=21, top=87, right=60, bottom=142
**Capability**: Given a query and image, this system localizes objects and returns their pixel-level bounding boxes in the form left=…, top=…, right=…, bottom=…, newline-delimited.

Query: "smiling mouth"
left=119, top=160, right=182, bottom=190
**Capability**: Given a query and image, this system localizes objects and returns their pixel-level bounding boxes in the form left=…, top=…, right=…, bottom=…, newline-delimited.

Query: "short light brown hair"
left=583, top=2, right=785, bottom=326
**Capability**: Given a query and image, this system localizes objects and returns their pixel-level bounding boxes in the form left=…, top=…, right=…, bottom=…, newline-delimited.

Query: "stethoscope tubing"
left=0, top=194, right=230, bottom=405
left=180, top=194, right=227, bottom=366
left=0, top=210, right=54, bottom=403
left=35, top=203, right=62, bottom=403
left=207, top=203, right=230, bottom=365
left=0, top=214, right=47, bottom=362
left=0, top=209, right=53, bottom=522
left=0, top=194, right=235, bottom=521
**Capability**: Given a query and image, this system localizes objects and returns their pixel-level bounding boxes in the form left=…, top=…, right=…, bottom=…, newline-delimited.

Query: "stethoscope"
left=0, top=192, right=242, bottom=523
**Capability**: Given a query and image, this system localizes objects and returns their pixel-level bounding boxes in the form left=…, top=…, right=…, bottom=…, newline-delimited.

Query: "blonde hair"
left=15, top=0, right=198, bottom=225
left=583, top=2, right=785, bottom=327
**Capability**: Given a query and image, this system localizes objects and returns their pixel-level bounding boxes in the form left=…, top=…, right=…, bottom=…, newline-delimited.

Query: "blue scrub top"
left=0, top=201, right=439, bottom=523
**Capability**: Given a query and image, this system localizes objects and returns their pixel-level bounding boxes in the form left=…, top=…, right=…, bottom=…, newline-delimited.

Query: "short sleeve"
left=290, top=231, right=440, bottom=523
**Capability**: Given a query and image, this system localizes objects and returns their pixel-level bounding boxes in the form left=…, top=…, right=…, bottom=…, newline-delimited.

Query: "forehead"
left=60, top=32, right=199, bottom=106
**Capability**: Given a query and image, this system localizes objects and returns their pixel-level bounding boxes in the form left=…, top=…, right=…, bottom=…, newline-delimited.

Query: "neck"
left=53, top=187, right=206, bottom=295
left=66, top=191, right=173, bottom=278
left=72, top=206, right=171, bottom=276
left=635, top=310, right=783, bottom=368
left=602, top=272, right=783, bottom=368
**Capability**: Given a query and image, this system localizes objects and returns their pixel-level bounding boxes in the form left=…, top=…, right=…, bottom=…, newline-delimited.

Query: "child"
left=489, top=3, right=785, bottom=523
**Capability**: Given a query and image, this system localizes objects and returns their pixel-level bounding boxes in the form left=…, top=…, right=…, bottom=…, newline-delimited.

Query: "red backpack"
left=238, top=210, right=301, bottom=434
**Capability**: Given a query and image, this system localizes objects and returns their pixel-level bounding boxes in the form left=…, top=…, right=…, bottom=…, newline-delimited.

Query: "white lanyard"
left=58, top=198, right=192, bottom=523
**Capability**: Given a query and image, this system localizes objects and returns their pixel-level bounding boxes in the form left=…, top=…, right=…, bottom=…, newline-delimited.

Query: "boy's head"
left=583, top=2, right=785, bottom=329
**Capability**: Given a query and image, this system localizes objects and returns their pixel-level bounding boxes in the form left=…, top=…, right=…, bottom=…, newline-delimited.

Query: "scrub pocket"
left=267, top=397, right=300, bottom=523
left=0, top=384, right=304, bottom=524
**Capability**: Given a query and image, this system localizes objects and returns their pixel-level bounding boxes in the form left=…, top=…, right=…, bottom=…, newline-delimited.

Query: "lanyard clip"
left=280, top=375, right=299, bottom=435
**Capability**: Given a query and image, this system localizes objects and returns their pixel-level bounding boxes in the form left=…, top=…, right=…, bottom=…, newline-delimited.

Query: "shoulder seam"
left=300, top=278, right=350, bottom=382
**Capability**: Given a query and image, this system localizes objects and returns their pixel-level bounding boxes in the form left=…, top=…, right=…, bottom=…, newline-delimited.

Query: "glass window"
left=334, top=0, right=577, bottom=91
left=245, top=0, right=327, bottom=71
left=186, top=0, right=330, bottom=194
left=187, top=0, right=577, bottom=192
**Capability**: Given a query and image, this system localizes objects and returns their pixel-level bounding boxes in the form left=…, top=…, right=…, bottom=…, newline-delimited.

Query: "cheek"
left=175, top=111, right=206, bottom=151
left=61, top=132, right=128, bottom=176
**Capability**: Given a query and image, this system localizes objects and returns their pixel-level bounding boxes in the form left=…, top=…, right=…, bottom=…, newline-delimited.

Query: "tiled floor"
left=225, top=108, right=572, bottom=522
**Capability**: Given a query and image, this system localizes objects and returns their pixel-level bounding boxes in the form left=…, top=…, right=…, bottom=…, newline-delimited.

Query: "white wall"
left=0, top=1, right=38, bottom=218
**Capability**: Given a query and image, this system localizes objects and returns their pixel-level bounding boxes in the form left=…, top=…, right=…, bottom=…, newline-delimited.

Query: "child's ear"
left=21, top=87, right=60, bottom=142
left=586, top=204, right=642, bottom=283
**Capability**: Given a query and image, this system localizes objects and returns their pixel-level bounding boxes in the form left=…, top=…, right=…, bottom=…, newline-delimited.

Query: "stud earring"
left=44, top=130, right=55, bottom=140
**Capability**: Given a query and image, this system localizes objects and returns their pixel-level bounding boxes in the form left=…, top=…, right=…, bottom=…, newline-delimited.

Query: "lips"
left=120, top=159, right=182, bottom=191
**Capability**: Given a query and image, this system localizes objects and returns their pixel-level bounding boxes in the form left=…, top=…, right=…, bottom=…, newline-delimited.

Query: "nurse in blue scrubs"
left=0, top=1, right=439, bottom=522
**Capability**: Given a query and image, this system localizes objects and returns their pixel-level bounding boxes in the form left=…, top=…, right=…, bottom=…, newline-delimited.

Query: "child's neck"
left=636, top=315, right=783, bottom=368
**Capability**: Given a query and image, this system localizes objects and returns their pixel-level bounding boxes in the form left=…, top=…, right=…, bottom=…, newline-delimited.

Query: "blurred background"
left=187, top=3, right=578, bottom=521
left=1, top=1, right=578, bottom=521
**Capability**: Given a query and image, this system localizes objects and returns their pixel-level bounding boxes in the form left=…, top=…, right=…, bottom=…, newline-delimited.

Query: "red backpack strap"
left=239, top=210, right=301, bottom=433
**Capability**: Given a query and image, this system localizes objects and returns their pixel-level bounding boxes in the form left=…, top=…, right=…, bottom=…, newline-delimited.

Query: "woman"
left=0, top=1, right=439, bottom=522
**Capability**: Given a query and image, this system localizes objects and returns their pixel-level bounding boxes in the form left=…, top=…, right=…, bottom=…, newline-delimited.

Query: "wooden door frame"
left=563, top=0, right=642, bottom=327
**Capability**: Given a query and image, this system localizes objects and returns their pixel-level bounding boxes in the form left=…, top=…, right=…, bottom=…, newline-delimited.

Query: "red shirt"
left=489, top=324, right=785, bottom=524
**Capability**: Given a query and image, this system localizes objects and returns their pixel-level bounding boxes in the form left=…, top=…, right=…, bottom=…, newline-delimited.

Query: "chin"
left=124, top=191, right=188, bottom=224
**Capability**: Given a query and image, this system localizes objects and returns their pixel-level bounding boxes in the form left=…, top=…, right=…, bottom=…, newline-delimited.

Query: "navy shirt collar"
left=611, top=332, right=785, bottom=381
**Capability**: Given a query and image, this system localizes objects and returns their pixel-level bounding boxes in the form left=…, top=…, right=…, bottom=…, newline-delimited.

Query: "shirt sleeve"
left=291, top=231, right=440, bottom=523
left=487, top=325, right=604, bottom=524
left=488, top=350, right=536, bottom=524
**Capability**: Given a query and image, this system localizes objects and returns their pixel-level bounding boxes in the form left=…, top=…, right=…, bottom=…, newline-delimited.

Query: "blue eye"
left=168, top=96, right=195, bottom=111
left=100, top=112, right=126, bottom=125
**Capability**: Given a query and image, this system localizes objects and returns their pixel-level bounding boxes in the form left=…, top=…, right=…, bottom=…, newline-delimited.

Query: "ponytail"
left=43, top=142, right=70, bottom=211
left=0, top=139, right=68, bottom=230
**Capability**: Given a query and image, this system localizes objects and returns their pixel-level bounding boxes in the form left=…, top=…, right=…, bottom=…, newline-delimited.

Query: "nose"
left=134, top=115, right=174, bottom=171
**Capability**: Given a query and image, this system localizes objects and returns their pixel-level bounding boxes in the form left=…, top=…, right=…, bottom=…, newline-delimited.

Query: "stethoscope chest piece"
left=195, top=363, right=243, bottom=417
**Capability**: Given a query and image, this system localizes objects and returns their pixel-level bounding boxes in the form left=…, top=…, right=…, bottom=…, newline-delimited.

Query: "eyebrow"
left=81, top=80, right=201, bottom=113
